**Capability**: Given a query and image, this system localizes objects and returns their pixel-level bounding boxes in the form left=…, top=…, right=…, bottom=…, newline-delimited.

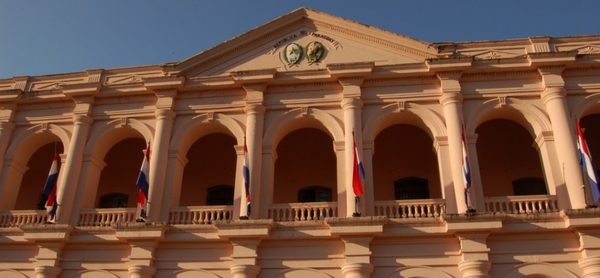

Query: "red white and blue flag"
left=576, top=121, right=600, bottom=205
left=135, top=143, right=150, bottom=220
left=40, top=154, right=60, bottom=221
left=352, top=133, right=365, bottom=215
left=461, top=129, right=472, bottom=208
left=242, top=138, right=251, bottom=217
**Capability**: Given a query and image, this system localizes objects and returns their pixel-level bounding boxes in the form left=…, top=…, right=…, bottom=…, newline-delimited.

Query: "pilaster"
left=116, top=223, right=165, bottom=278
left=457, top=233, right=491, bottom=278
left=538, top=66, right=586, bottom=209
left=22, top=224, right=71, bottom=278
left=437, top=71, right=469, bottom=213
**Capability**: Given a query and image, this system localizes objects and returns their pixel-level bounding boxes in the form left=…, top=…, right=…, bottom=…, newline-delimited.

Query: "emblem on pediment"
left=306, top=41, right=324, bottom=64
left=283, top=43, right=303, bottom=65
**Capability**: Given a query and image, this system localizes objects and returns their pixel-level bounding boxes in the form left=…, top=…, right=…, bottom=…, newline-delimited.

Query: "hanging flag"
left=39, top=154, right=60, bottom=222
left=135, top=143, right=150, bottom=221
left=576, top=121, right=600, bottom=205
left=352, top=132, right=365, bottom=216
left=461, top=129, right=472, bottom=208
left=242, top=138, right=251, bottom=217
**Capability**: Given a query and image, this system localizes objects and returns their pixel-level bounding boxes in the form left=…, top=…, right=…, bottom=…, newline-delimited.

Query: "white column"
left=259, top=149, right=275, bottom=219
left=341, top=237, right=373, bottom=278
left=362, top=141, right=375, bottom=216
left=160, top=150, right=187, bottom=220
left=233, top=145, right=245, bottom=219
left=438, top=72, right=468, bottom=213
left=434, top=136, right=458, bottom=213
left=457, top=234, right=491, bottom=278
left=465, top=135, right=485, bottom=211
left=148, top=108, right=175, bottom=221
left=56, top=115, right=92, bottom=224
left=340, top=78, right=364, bottom=217
left=539, top=67, right=586, bottom=209
left=244, top=100, right=265, bottom=218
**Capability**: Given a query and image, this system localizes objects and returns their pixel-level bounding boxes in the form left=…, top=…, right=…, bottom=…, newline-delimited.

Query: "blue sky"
left=1, top=0, right=599, bottom=78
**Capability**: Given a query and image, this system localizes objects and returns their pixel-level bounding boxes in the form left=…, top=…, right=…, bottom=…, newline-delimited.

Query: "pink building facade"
left=1, top=8, right=600, bottom=278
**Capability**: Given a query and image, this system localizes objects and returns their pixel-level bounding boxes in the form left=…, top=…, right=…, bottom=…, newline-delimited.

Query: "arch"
left=263, top=108, right=344, bottom=151
left=274, top=268, right=334, bottom=278
left=384, top=266, right=454, bottom=278
left=169, top=269, right=222, bottom=278
left=363, top=102, right=447, bottom=143
left=170, top=113, right=245, bottom=157
left=465, top=98, right=552, bottom=138
left=70, top=270, right=120, bottom=278
left=501, top=263, right=578, bottom=278
left=5, top=124, right=70, bottom=164
left=0, top=269, right=28, bottom=278
left=84, top=118, right=153, bottom=160
left=571, top=92, right=600, bottom=121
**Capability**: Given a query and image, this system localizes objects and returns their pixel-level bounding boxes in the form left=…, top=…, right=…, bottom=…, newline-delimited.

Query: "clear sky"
left=1, top=0, right=599, bottom=79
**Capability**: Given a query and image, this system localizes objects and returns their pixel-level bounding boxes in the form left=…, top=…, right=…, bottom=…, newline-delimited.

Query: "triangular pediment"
left=176, top=8, right=438, bottom=78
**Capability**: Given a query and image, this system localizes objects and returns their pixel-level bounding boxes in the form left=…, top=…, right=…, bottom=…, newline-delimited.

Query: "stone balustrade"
left=77, top=208, right=137, bottom=227
left=268, top=202, right=337, bottom=221
left=484, top=195, right=559, bottom=214
left=168, top=206, right=233, bottom=225
left=0, top=210, right=49, bottom=228
left=374, top=199, right=446, bottom=218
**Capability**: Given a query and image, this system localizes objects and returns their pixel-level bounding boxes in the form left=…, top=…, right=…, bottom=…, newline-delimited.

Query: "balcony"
left=484, top=195, right=559, bottom=214
left=268, top=202, right=337, bottom=221
left=168, top=206, right=233, bottom=225
left=77, top=208, right=137, bottom=227
left=374, top=199, right=446, bottom=219
left=0, top=210, right=49, bottom=228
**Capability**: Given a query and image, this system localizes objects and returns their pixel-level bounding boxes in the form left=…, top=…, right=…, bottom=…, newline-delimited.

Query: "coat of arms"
left=283, top=43, right=302, bottom=65
left=306, top=41, right=324, bottom=64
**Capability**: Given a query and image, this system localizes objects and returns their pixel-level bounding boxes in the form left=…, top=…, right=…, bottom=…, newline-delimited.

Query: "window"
left=298, top=186, right=332, bottom=202
left=394, top=177, right=430, bottom=200
left=512, top=177, right=547, bottom=195
left=206, top=185, right=234, bottom=205
left=99, top=193, right=128, bottom=208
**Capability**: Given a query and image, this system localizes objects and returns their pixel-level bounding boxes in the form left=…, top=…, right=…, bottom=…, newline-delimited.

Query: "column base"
left=34, top=266, right=61, bottom=278
left=458, top=260, right=490, bottom=278
left=128, top=265, right=156, bottom=278
left=230, top=264, right=260, bottom=278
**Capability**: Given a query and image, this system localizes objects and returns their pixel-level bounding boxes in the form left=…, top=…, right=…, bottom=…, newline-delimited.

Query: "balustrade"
left=168, top=206, right=233, bottom=225
left=374, top=199, right=446, bottom=218
left=77, top=208, right=137, bottom=226
left=268, top=202, right=337, bottom=221
left=484, top=195, right=559, bottom=214
left=0, top=210, right=49, bottom=227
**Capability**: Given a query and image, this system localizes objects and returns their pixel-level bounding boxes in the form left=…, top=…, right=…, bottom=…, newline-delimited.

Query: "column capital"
left=155, top=108, right=175, bottom=120
left=339, top=78, right=363, bottom=98
left=128, top=265, right=156, bottom=278
left=34, top=265, right=61, bottom=278
left=338, top=77, right=364, bottom=87
left=245, top=103, right=265, bottom=115
left=439, top=91, right=463, bottom=106
left=538, top=66, right=565, bottom=88
left=230, top=264, right=260, bottom=277
left=341, top=97, right=363, bottom=110
left=458, top=260, right=491, bottom=278
left=341, top=263, right=373, bottom=277
left=72, top=114, right=93, bottom=125
left=243, top=84, right=266, bottom=104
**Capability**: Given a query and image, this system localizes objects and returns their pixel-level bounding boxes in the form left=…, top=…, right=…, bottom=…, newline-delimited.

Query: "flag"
left=576, top=121, right=600, bottom=205
left=39, top=154, right=60, bottom=222
left=352, top=140, right=365, bottom=197
left=242, top=138, right=251, bottom=217
left=135, top=143, right=150, bottom=220
left=461, top=129, right=472, bottom=208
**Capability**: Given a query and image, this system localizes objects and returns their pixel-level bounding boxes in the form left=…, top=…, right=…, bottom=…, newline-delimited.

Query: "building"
left=1, top=7, right=600, bottom=278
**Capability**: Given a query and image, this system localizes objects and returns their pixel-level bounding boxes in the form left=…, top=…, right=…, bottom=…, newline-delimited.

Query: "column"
left=0, top=92, right=19, bottom=172
left=457, top=234, right=491, bottom=278
left=230, top=239, right=262, bottom=278
left=233, top=145, right=245, bottom=219
left=243, top=85, right=265, bottom=219
left=127, top=241, right=158, bottom=278
left=538, top=67, right=586, bottom=209
left=0, top=121, right=15, bottom=173
left=434, top=136, right=459, bottom=213
left=438, top=72, right=468, bottom=213
left=160, top=150, right=187, bottom=220
left=340, top=78, right=363, bottom=217
left=0, top=160, right=28, bottom=210
left=341, top=237, right=373, bottom=278
left=34, top=266, right=61, bottom=278
left=148, top=108, right=175, bottom=221
left=55, top=114, right=92, bottom=224
left=33, top=242, right=64, bottom=278
left=259, top=148, right=275, bottom=218
left=128, top=265, right=156, bottom=278
left=465, top=135, right=485, bottom=211
left=578, top=230, right=600, bottom=278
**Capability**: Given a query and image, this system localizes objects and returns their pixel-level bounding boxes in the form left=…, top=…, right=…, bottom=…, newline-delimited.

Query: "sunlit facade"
left=1, top=8, right=600, bottom=278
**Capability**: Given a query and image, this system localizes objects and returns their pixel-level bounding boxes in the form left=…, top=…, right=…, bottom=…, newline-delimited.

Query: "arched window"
left=394, top=177, right=430, bottom=200
left=298, top=186, right=332, bottom=203
left=99, top=193, right=129, bottom=208
left=206, top=185, right=234, bottom=206
left=512, top=177, right=547, bottom=195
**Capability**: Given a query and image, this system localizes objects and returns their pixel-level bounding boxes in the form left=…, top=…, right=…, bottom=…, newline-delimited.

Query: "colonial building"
left=1, top=8, right=600, bottom=278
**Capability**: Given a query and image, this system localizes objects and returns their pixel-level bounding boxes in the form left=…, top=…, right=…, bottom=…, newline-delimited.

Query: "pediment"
left=176, top=8, right=438, bottom=78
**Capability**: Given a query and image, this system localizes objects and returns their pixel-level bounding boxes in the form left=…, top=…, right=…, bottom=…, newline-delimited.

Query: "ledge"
left=443, top=213, right=503, bottom=233
left=326, top=216, right=387, bottom=236
left=114, top=222, right=166, bottom=240
left=21, top=224, right=71, bottom=241
left=214, top=219, right=273, bottom=239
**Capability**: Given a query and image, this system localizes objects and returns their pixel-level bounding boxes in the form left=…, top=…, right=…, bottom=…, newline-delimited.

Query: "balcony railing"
left=374, top=199, right=446, bottom=218
left=0, top=210, right=49, bottom=228
left=168, top=206, right=233, bottom=225
left=77, top=208, right=137, bottom=227
left=484, top=195, right=559, bottom=214
left=268, top=202, right=337, bottom=221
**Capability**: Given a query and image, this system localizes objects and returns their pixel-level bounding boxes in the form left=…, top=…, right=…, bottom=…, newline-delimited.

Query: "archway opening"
left=373, top=124, right=441, bottom=201
left=95, top=137, right=146, bottom=208
left=15, top=142, right=64, bottom=210
left=180, top=133, right=236, bottom=206
left=476, top=119, right=547, bottom=197
left=274, top=128, right=337, bottom=203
